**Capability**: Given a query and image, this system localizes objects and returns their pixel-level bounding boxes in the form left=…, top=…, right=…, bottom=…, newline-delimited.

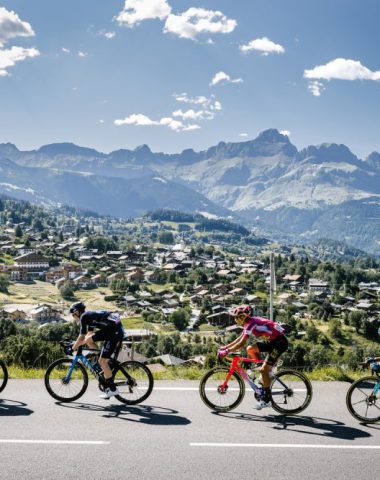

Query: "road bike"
left=199, top=353, right=313, bottom=414
left=44, top=341, right=153, bottom=404
left=346, top=359, right=380, bottom=423
left=0, top=359, right=8, bottom=393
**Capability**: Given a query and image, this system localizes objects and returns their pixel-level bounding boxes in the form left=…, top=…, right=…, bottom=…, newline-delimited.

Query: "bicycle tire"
left=113, top=361, right=154, bottom=405
left=199, top=366, right=245, bottom=412
left=346, top=376, right=380, bottom=423
left=0, top=359, right=8, bottom=393
left=270, top=369, right=313, bottom=415
left=44, top=358, right=88, bottom=402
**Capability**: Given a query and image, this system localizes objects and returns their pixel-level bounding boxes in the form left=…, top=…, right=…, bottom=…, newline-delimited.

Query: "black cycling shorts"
left=256, top=335, right=288, bottom=366
left=92, top=325, right=124, bottom=359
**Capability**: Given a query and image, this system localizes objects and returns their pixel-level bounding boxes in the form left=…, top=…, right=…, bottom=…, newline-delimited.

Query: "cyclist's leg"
left=97, top=327, right=124, bottom=397
left=259, top=336, right=289, bottom=400
left=246, top=344, right=261, bottom=362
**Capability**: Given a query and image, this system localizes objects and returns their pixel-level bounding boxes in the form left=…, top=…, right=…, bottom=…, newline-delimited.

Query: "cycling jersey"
left=243, top=316, right=285, bottom=342
left=79, top=310, right=122, bottom=335
left=79, top=310, right=124, bottom=359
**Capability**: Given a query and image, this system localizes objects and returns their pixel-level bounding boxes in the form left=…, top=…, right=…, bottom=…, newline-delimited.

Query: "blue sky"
left=0, top=0, right=380, bottom=159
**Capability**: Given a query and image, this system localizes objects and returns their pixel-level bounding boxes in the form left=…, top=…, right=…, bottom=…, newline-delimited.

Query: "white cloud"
left=174, top=93, right=222, bottom=120
left=0, top=46, right=39, bottom=76
left=280, top=130, right=291, bottom=137
left=114, top=113, right=158, bottom=126
left=239, top=133, right=248, bottom=137
left=174, top=93, right=208, bottom=104
left=239, top=37, right=285, bottom=55
left=172, top=109, right=205, bottom=120
left=78, top=51, right=88, bottom=58
left=116, top=0, right=171, bottom=27
left=209, top=71, right=243, bottom=86
left=103, top=31, right=116, bottom=39
left=304, top=58, right=380, bottom=81
left=0, top=7, right=35, bottom=47
left=62, top=47, right=70, bottom=53
left=114, top=113, right=200, bottom=132
left=164, top=7, right=237, bottom=40
left=307, top=80, right=325, bottom=97
left=114, top=91, right=222, bottom=132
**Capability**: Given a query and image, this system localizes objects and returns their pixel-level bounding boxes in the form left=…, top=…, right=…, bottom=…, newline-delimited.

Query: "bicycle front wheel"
left=346, top=376, right=380, bottom=423
left=0, top=360, right=8, bottom=393
left=199, top=366, right=245, bottom=412
left=113, top=361, right=154, bottom=405
left=45, top=358, right=88, bottom=402
left=270, top=369, right=313, bottom=414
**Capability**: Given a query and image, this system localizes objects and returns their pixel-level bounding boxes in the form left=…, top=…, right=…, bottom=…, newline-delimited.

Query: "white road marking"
left=154, top=387, right=200, bottom=391
left=190, top=443, right=380, bottom=449
left=0, top=439, right=110, bottom=445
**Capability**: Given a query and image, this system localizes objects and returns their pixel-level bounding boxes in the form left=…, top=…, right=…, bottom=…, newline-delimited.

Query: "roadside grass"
left=6, top=364, right=365, bottom=382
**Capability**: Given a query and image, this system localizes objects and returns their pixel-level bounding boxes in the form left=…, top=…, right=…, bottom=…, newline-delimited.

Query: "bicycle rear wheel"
left=0, top=360, right=8, bottom=393
left=346, top=376, right=380, bottom=423
left=270, top=369, right=313, bottom=414
left=199, top=366, right=245, bottom=412
left=113, top=361, right=154, bottom=405
left=45, top=358, right=88, bottom=402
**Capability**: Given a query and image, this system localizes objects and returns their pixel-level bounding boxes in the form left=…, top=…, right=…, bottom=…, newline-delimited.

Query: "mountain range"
left=1, top=129, right=379, bottom=254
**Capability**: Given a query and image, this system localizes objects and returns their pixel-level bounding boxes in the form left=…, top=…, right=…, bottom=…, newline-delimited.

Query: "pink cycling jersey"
left=243, top=316, right=285, bottom=342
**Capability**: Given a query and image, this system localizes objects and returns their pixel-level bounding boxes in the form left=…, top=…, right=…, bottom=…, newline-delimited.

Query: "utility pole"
left=269, top=252, right=276, bottom=321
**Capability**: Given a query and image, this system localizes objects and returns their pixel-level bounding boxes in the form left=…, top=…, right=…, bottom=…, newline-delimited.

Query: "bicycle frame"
left=64, top=346, right=105, bottom=384
left=221, top=355, right=286, bottom=396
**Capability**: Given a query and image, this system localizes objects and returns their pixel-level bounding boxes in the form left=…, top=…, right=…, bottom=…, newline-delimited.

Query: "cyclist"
left=218, top=305, right=288, bottom=410
left=69, top=301, right=124, bottom=399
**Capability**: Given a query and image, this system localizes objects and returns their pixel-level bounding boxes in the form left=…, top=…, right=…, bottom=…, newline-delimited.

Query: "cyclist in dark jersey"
left=70, top=301, right=124, bottom=399
left=218, top=305, right=288, bottom=409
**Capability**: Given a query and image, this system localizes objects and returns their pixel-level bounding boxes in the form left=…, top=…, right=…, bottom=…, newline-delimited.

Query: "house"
left=153, top=354, right=186, bottom=366
left=14, top=252, right=50, bottom=277
left=308, top=279, right=330, bottom=293
left=207, top=311, right=234, bottom=327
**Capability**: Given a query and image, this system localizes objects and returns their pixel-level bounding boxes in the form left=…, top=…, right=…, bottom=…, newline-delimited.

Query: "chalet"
left=308, top=279, right=330, bottom=293
left=106, top=251, right=123, bottom=259
left=14, top=252, right=50, bottom=277
left=126, top=268, right=145, bottom=283
left=207, top=311, right=234, bottom=328
left=213, top=283, right=230, bottom=295
left=73, top=275, right=94, bottom=288
left=29, top=304, right=63, bottom=323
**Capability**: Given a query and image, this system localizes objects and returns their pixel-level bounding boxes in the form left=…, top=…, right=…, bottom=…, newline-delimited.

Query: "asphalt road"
left=1, top=379, right=380, bottom=480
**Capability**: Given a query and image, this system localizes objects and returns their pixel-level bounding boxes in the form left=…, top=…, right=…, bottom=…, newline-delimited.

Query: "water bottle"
left=92, top=360, right=102, bottom=374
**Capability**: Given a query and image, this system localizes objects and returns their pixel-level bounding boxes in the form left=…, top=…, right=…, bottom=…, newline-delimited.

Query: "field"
left=0, top=281, right=117, bottom=311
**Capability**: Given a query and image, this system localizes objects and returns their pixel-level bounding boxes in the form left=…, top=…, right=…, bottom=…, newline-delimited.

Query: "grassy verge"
left=6, top=364, right=366, bottom=382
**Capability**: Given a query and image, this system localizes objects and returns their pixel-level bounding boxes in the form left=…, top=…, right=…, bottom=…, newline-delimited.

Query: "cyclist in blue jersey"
left=70, top=301, right=124, bottom=399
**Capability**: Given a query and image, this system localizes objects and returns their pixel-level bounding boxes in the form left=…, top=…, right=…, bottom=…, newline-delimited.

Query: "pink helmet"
left=231, top=305, right=253, bottom=318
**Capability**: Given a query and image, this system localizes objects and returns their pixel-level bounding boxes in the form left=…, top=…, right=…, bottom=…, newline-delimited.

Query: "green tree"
left=59, top=281, right=75, bottom=300
left=14, top=225, right=23, bottom=238
left=170, top=308, right=190, bottom=331
left=0, top=274, right=10, bottom=293
left=0, top=317, right=17, bottom=343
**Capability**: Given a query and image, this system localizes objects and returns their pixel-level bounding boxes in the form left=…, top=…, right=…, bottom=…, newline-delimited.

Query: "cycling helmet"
left=231, top=305, right=252, bottom=325
left=69, top=301, right=86, bottom=315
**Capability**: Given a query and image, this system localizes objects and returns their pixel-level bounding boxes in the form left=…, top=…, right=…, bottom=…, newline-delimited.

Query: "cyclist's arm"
left=223, top=332, right=247, bottom=352
left=72, top=333, right=86, bottom=351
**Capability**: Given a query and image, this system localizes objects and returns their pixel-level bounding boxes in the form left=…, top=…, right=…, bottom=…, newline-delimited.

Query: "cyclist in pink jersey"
left=218, top=305, right=288, bottom=409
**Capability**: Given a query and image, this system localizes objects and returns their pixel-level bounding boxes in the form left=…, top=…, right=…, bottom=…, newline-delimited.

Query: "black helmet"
left=69, top=301, right=86, bottom=315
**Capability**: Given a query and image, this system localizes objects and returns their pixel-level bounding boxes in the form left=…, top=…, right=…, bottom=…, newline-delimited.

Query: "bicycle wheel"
left=270, top=369, right=313, bottom=414
left=45, top=358, right=88, bottom=402
left=199, top=366, right=245, bottom=412
left=0, top=360, right=8, bottom=393
left=113, top=361, right=154, bottom=405
left=346, top=376, right=380, bottom=423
